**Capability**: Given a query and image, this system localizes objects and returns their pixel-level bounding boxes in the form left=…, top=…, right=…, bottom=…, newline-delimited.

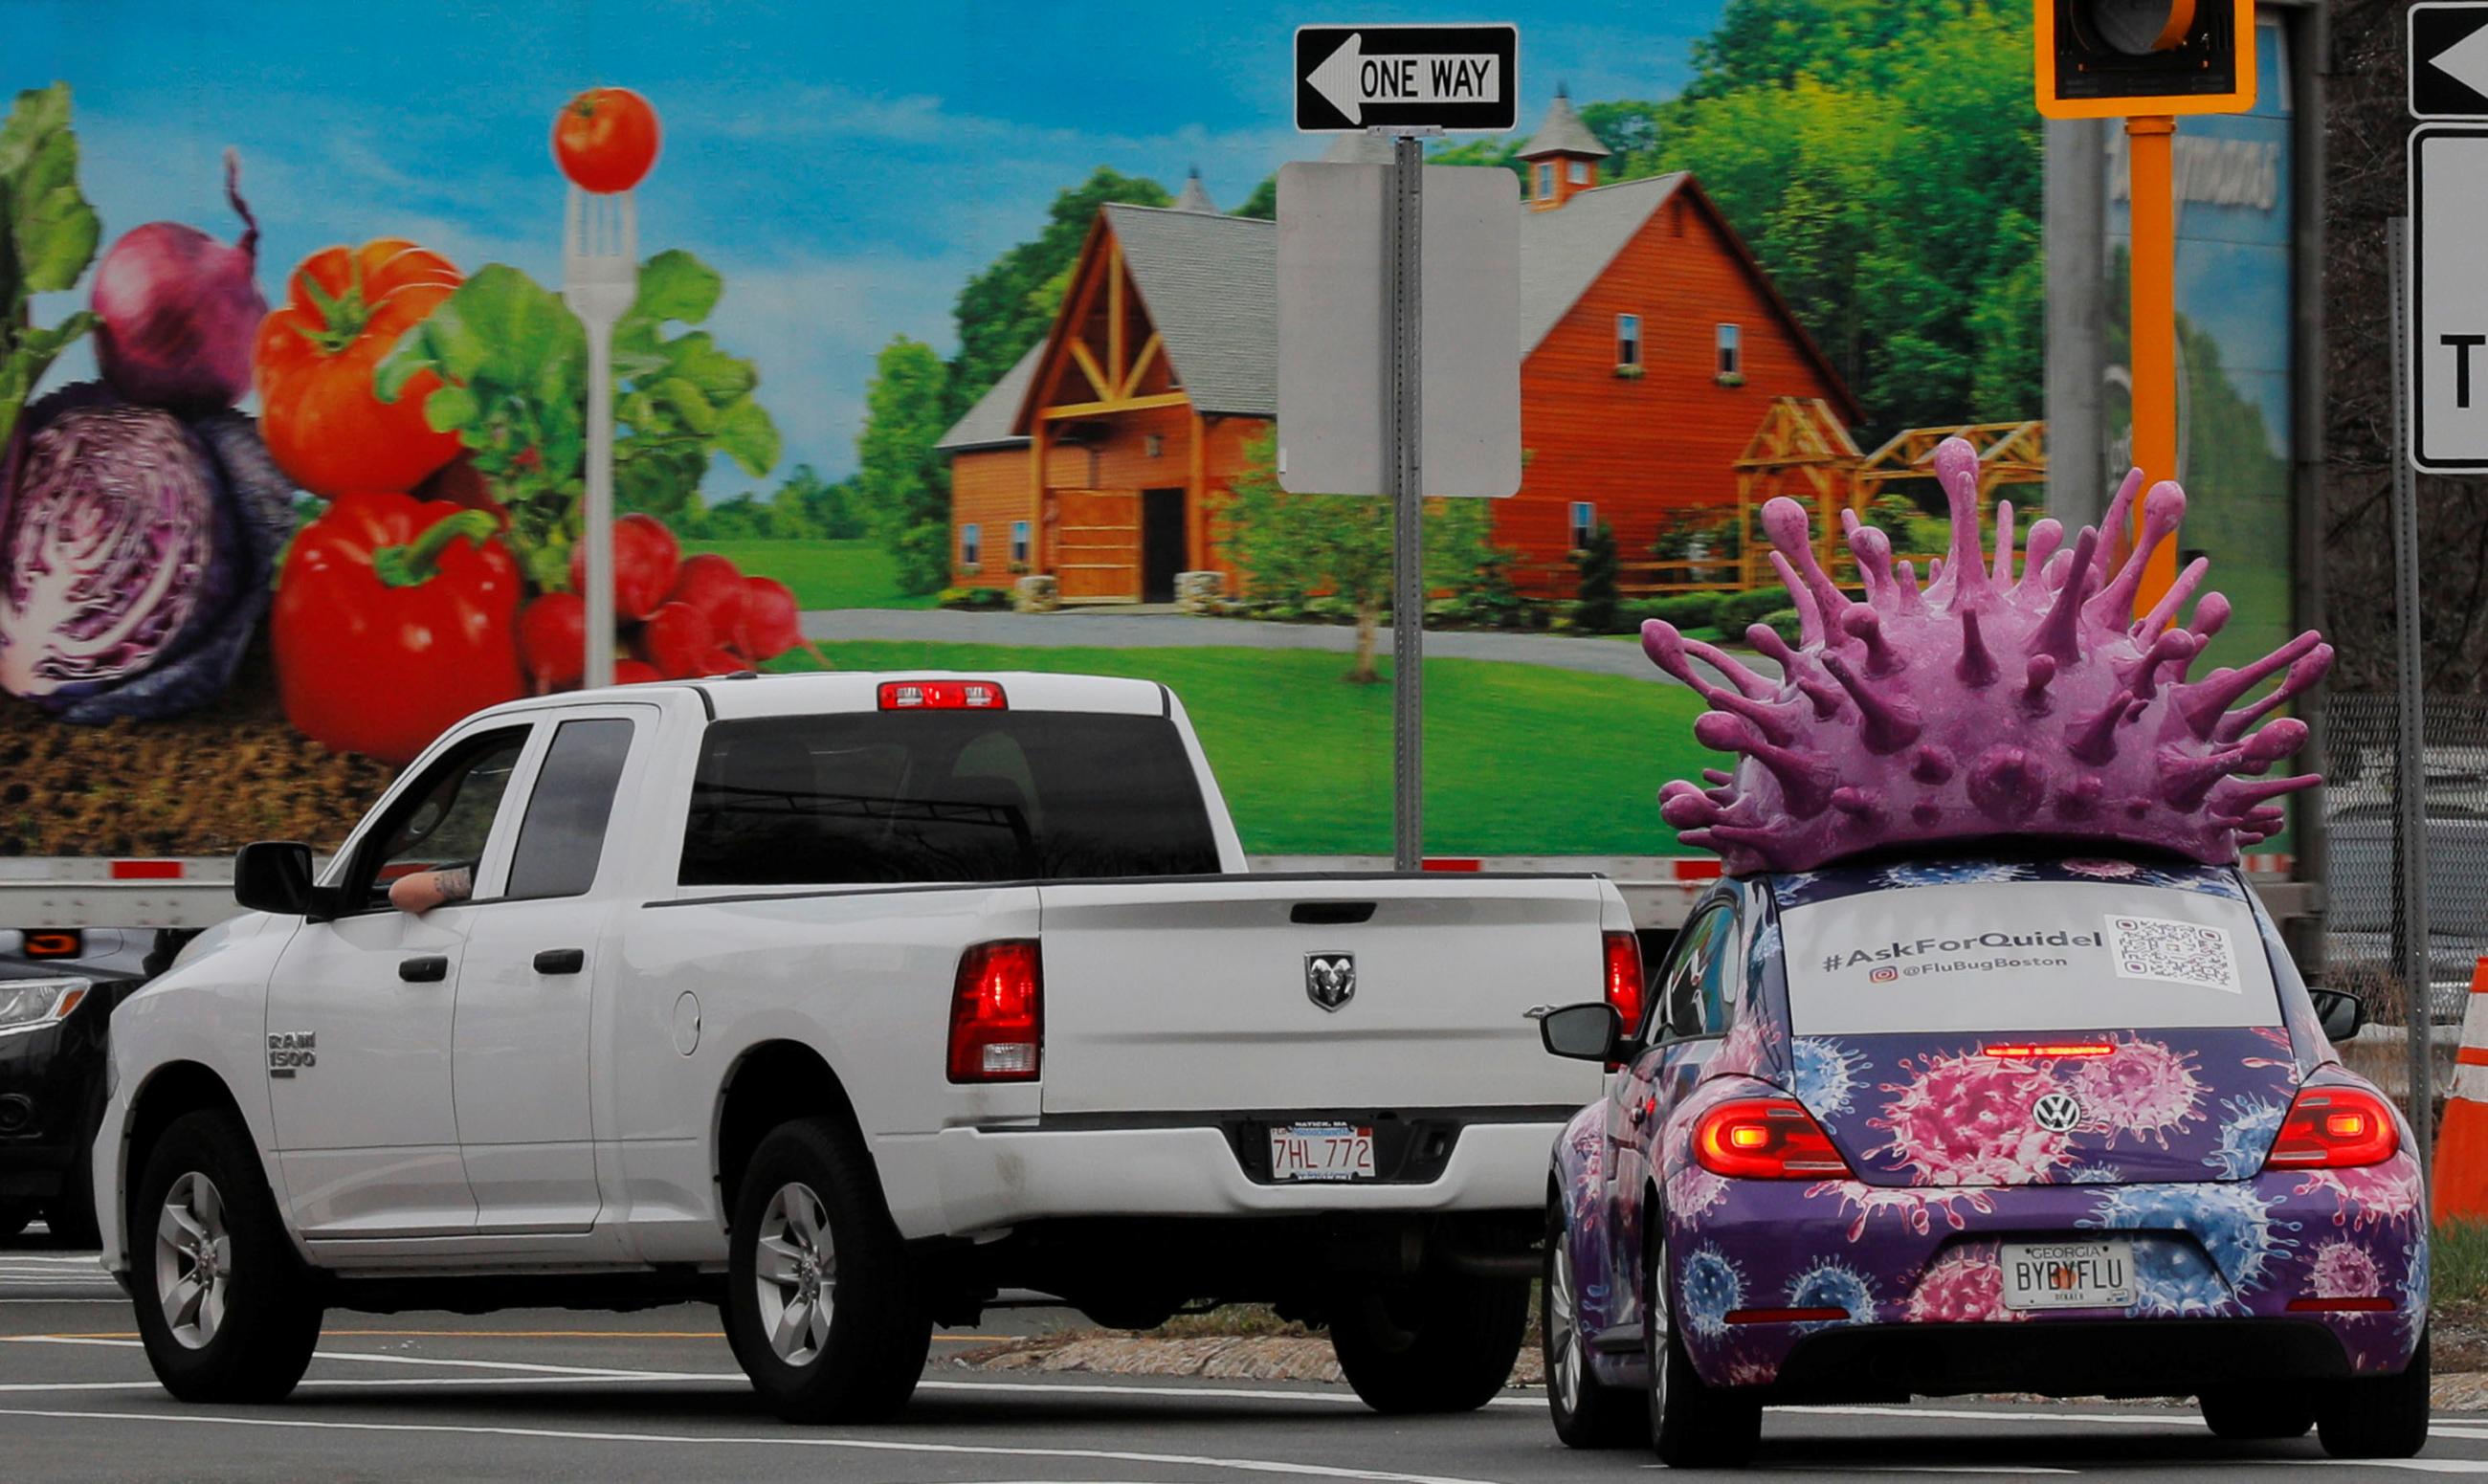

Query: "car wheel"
left=722, top=1117, right=931, bottom=1423
left=2198, top=1384, right=2315, bottom=1440
left=0, top=1201, right=33, bottom=1242
left=1545, top=1201, right=1641, bottom=1448
left=1646, top=1226, right=1760, bottom=1469
left=2316, top=1325, right=2431, bottom=1460
left=129, top=1109, right=323, bottom=1403
left=1329, top=1272, right=1530, bottom=1414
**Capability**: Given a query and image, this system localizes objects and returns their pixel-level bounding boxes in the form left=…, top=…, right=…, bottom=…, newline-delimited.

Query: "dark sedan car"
left=0, top=930, right=155, bottom=1245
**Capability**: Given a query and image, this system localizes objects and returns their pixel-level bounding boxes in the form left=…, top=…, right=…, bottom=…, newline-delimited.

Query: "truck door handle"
left=533, top=948, right=586, bottom=975
left=398, top=955, right=449, bottom=983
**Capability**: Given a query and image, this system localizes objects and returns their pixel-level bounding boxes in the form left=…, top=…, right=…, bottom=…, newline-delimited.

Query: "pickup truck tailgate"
left=1034, top=875, right=1611, bottom=1115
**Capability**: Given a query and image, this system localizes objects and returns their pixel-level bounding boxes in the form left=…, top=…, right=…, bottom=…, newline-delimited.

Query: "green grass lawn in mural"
left=681, top=539, right=937, bottom=610
left=778, top=641, right=1711, bottom=855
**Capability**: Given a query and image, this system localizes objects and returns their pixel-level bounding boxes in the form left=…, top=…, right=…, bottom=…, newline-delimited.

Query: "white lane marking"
left=8, top=1335, right=675, bottom=1380
left=0, top=1298, right=125, bottom=1305
left=1769, top=1469, right=2077, bottom=1476
left=0, top=1406, right=1510, bottom=1484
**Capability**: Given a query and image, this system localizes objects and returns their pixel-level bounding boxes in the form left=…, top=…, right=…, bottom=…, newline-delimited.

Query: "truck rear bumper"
left=931, top=1119, right=1559, bottom=1234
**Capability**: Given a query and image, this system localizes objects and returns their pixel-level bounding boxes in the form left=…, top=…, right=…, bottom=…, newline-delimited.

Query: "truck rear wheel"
left=723, top=1117, right=931, bottom=1423
left=129, top=1110, right=323, bottom=1403
left=1328, top=1272, right=1529, bottom=1414
left=0, top=1201, right=33, bottom=1241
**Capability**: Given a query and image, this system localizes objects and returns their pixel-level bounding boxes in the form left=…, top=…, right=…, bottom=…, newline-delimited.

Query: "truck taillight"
left=947, top=940, right=1041, bottom=1083
left=2262, top=1086, right=2398, bottom=1170
left=879, top=679, right=1008, bottom=711
left=1603, top=931, right=1644, bottom=1030
left=1693, top=1096, right=1852, bottom=1180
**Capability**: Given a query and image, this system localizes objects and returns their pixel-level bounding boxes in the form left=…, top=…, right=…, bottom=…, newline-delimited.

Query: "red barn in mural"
left=940, top=94, right=1860, bottom=602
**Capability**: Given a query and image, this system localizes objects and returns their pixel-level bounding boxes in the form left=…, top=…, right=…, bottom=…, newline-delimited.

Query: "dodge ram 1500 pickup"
left=98, top=671, right=1638, bottom=1420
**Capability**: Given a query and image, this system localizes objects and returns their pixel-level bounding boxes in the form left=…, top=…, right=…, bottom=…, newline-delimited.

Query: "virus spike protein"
left=1644, top=438, right=2329, bottom=875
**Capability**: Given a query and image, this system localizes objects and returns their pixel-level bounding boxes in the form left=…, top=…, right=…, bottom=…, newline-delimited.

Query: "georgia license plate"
left=2000, top=1239, right=2136, bottom=1310
left=1268, top=1123, right=1377, bottom=1181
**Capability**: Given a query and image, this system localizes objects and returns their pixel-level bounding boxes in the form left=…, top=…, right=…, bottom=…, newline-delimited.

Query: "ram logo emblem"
left=1305, top=953, right=1356, bottom=1012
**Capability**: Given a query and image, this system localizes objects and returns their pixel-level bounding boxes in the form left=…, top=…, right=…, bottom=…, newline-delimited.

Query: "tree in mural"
left=1221, top=432, right=1500, bottom=683
left=855, top=336, right=952, bottom=594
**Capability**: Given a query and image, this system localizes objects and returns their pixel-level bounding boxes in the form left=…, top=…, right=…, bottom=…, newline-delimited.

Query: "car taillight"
left=2262, top=1085, right=2398, bottom=1170
left=947, top=940, right=1041, bottom=1083
left=1603, top=931, right=1644, bottom=1030
left=879, top=679, right=1007, bottom=710
left=1693, top=1096, right=1852, bottom=1180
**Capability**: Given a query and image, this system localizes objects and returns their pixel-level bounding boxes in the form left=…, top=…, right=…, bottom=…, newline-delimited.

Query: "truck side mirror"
left=234, top=842, right=330, bottom=920
left=1539, top=1002, right=1624, bottom=1062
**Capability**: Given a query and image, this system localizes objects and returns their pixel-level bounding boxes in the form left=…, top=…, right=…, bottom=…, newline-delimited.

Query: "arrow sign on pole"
left=1294, top=24, right=1517, bottom=133
left=2412, top=2, right=2488, bottom=119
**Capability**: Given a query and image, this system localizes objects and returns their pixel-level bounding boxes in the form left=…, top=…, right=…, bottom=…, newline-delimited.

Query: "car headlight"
left=0, top=978, right=92, bottom=1037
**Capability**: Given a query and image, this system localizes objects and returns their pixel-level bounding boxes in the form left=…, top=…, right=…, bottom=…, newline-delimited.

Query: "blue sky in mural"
left=16, top=0, right=1721, bottom=488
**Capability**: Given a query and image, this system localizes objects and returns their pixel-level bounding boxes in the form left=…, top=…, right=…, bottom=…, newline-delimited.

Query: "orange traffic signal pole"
left=2125, top=114, right=2179, bottom=619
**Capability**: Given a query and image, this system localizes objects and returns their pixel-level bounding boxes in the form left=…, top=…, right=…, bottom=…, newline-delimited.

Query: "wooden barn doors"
left=1054, top=488, right=1141, bottom=602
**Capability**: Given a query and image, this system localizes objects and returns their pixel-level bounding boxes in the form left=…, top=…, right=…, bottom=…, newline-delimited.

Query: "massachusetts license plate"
left=2000, top=1239, right=2136, bottom=1311
left=1268, top=1123, right=1376, bottom=1181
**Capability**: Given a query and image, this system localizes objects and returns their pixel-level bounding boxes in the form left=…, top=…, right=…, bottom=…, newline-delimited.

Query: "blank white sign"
left=1276, top=160, right=1521, bottom=498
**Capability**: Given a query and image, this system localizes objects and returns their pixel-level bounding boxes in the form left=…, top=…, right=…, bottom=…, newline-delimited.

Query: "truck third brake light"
left=879, top=679, right=1008, bottom=711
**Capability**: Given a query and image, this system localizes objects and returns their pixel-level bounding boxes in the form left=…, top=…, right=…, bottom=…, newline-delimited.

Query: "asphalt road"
left=5, top=1221, right=2485, bottom=1481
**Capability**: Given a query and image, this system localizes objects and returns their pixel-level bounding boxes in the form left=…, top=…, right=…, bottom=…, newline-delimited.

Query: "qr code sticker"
left=2105, top=915, right=2239, bottom=992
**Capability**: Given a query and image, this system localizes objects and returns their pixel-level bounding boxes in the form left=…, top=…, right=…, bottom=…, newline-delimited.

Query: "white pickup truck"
left=96, top=671, right=1637, bottom=1421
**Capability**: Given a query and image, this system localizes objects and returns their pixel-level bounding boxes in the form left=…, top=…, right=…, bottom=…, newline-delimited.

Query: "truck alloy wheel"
left=752, top=1181, right=835, bottom=1365
left=722, top=1117, right=931, bottom=1423
left=128, top=1109, right=322, bottom=1403
left=154, top=1172, right=232, bottom=1349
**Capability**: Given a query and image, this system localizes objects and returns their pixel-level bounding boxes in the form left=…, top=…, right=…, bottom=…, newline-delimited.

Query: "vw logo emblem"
left=1305, top=953, right=1355, bottom=1012
left=2033, top=1091, right=2083, bottom=1134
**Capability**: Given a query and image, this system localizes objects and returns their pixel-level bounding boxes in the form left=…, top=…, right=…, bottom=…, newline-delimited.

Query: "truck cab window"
left=680, top=711, right=1221, bottom=887
left=354, top=728, right=529, bottom=913
left=504, top=718, right=635, bottom=900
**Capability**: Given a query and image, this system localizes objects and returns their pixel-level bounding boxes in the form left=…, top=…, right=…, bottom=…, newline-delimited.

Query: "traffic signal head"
left=2035, top=0, right=2256, bottom=119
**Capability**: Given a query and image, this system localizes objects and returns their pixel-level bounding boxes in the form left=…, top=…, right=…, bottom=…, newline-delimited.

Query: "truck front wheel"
left=1328, top=1272, right=1529, bottom=1413
left=129, top=1110, right=322, bottom=1403
left=723, top=1117, right=932, bottom=1423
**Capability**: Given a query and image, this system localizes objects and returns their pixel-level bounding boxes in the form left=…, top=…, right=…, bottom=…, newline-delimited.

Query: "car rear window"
left=1776, top=862, right=2281, bottom=1035
left=678, top=709, right=1222, bottom=886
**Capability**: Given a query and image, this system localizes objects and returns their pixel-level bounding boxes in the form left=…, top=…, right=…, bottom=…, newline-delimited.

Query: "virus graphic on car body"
left=1665, top=1158, right=1730, bottom=1228
left=2062, top=857, right=2141, bottom=879
left=1903, top=1249, right=2023, bottom=1324
left=1786, top=1257, right=1877, bottom=1326
left=2402, top=1232, right=2432, bottom=1345
left=2208, top=1093, right=2287, bottom=1179
left=2124, top=1236, right=2239, bottom=1317
left=1869, top=1051, right=2077, bottom=1185
left=1792, top=1037, right=1871, bottom=1118
left=2307, top=1239, right=2387, bottom=1309
left=1873, top=860, right=2034, bottom=891
left=2294, top=1158, right=2425, bottom=1232
left=1677, top=1243, right=1747, bottom=1339
left=1642, top=439, right=2330, bottom=876
left=1808, top=1179, right=1999, bottom=1240
left=2081, top=1183, right=2298, bottom=1299
left=2067, top=1035, right=2206, bottom=1148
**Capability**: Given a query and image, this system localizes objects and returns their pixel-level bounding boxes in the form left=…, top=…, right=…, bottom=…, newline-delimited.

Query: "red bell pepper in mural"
left=273, top=493, right=526, bottom=764
left=253, top=240, right=465, bottom=498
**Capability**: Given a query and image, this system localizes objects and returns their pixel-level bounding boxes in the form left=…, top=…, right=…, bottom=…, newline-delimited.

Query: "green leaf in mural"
left=629, top=248, right=722, bottom=325
left=0, top=82, right=100, bottom=447
left=712, top=396, right=780, bottom=476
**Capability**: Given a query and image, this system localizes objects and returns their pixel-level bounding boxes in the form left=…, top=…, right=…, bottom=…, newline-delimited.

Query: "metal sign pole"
left=1388, top=132, right=1424, bottom=872
left=2388, top=215, right=2436, bottom=1171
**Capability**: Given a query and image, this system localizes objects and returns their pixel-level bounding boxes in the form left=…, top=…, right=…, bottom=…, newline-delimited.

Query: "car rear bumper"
left=1764, top=1316, right=2356, bottom=1402
left=930, top=1117, right=1561, bottom=1234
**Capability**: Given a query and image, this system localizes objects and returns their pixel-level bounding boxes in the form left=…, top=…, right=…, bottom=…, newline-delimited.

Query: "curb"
left=952, top=1332, right=2487, bottom=1411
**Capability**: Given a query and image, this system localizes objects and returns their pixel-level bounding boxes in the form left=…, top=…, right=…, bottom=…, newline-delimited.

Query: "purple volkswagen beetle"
left=1536, top=853, right=2427, bottom=1467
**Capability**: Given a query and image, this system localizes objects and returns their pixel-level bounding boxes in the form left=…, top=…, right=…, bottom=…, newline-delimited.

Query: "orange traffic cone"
left=2431, top=958, right=2488, bottom=1223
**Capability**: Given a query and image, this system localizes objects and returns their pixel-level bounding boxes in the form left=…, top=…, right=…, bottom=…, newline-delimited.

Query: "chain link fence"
left=2319, top=695, right=2488, bottom=1120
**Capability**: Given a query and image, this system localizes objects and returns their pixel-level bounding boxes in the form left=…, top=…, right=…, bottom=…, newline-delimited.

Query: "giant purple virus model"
left=1645, top=436, right=2331, bottom=875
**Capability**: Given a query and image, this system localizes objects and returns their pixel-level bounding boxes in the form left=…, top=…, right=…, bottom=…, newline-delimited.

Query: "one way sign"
left=2412, top=3, right=2488, bottom=119
left=1294, top=25, right=1518, bottom=132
